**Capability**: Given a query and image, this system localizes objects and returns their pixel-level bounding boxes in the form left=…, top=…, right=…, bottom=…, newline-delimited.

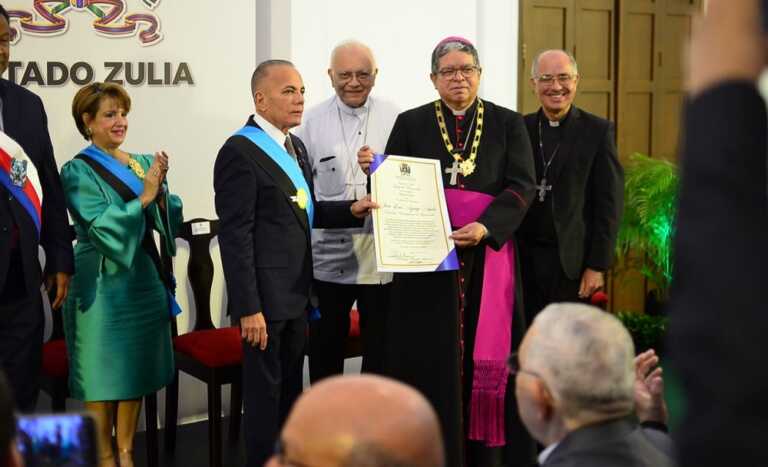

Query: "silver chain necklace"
left=535, top=116, right=561, bottom=202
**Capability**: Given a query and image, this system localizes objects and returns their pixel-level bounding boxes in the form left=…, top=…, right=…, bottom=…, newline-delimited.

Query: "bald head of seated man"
left=266, top=374, right=445, bottom=467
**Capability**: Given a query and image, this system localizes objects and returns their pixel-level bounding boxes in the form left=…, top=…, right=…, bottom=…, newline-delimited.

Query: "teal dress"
left=60, top=154, right=182, bottom=401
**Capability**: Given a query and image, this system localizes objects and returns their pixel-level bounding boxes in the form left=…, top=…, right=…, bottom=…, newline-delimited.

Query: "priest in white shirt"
left=295, top=40, right=400, bottom=382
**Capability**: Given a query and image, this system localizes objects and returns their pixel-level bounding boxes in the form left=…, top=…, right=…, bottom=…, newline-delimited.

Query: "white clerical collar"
left=538, top=442, right=559, bottom=465
left=252, top=112, right=290, bottom=147
left=335, top=95, right=370, bottom=117
left=543, top=107, right=571, bottom=127
left=444, top=98, right=476, bottom=116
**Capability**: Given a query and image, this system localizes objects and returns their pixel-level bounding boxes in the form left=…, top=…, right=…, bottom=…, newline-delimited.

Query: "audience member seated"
left=512, top=303, right=676, bottom=467
left=634, top=349, right=668, bottom=426
left=266, top=374, right=445, bottom=467
left=0, top=371, right=23, bottom=467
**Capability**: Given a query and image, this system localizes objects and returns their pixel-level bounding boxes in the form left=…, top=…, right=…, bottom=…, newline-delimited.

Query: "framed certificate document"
left=370, top=154, right=458, bottom=272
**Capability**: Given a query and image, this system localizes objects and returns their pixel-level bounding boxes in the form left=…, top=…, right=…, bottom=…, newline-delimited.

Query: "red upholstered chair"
left=40, top=228, right=161, bottom=467
left=164, top=218, right=242, bottom=467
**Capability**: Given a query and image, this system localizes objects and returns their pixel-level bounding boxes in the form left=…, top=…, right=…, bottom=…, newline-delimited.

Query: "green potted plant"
left=615, top=153, right=678, bottom=305
left=616, top=310, right=668, bottom=354
left=613, top=153, right=677, bottom=353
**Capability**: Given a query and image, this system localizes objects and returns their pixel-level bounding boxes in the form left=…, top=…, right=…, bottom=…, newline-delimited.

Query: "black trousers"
left=0, top=252, right=43, bottom=412
left=242, top=314, right=306, bottom=467
left=308, top=280, right=390, bottom=383
left=519, top=242, right=582, bottom=326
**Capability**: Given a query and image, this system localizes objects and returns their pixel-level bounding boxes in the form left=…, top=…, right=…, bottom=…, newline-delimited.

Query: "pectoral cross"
left=536, top=178, right=552, bottom=202
left=445, top=160, right=461, bottom=186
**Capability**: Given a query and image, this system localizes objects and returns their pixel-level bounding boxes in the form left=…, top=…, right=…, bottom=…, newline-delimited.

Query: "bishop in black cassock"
left=377, top=37, right=536, bottom=467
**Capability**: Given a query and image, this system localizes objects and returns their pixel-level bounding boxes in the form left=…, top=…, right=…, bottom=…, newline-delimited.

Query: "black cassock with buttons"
left=382, top=98, right=536, bottom=467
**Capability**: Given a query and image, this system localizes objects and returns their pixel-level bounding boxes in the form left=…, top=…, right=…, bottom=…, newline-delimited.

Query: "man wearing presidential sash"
left=214, top=59, right=376, bottom=467
left=0, top=4, right=74, bottom=412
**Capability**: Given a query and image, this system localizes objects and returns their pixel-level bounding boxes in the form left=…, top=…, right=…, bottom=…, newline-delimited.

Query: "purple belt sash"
left=445, top=188, right=514, bottom=447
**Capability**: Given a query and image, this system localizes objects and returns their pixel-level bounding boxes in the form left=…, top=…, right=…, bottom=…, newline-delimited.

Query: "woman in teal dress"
left=60, top=82, right=182, bottom=467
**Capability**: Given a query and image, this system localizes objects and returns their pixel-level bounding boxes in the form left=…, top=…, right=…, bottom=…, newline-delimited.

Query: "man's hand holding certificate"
left=369, top=154, right=459, bottom=272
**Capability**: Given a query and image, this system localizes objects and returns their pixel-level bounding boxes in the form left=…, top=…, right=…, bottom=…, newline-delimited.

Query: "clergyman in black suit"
left=518, top=49, right=623, bottom=322
left=0, top=4, right=74, bottom=412
left=213, top=59, right=376, bottom=467
left=513, top=303, right=675, bottom=467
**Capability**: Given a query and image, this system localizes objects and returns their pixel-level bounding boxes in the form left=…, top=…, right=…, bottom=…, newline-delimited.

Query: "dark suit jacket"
left=670, top=83, right=768, bottom=467
left=543, top=417, right=676, bottom=467
left=0, top=78, right=73, bottom=294
left=521, top=107, right=623, bottom=279
left=214, top=117, right=362, bottom=322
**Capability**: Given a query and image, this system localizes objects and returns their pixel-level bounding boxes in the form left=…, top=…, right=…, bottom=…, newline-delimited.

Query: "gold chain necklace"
left=97, top=144, right=145, bottom=179
left=434, top=98, right=484, bottom=176
left=127, top=157, right=146, bottom=179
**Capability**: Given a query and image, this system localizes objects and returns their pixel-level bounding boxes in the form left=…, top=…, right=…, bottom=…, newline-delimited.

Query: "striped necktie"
left=284, top=135, right=297, bottom=160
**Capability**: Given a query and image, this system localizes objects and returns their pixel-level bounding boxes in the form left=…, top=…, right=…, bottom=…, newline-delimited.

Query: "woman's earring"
left=86, top=128, right=92, bottom=137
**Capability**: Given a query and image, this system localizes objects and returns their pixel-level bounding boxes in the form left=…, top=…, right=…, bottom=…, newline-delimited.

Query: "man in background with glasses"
left=513, top=303, right=674, bottom=467
left=295, top=40, right=400, bottom=382
left=518, top=49, right=624, bottom=324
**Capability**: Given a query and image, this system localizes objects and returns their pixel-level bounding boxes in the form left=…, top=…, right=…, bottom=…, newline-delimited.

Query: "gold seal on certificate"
left=370, top=154, right=458, bottom=272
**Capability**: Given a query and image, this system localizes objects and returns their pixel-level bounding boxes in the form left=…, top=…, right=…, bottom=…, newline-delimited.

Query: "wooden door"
left=656, top=0, right=699, bottom=160
left=518, top=0, right=615, bottom=119
left=612, top=0, right=700, bottom=313
left=573, top=0, right=616, bottom=120
left=518, top=0, right=574, bottom=116
left=616, top=0, right=699, bottom=162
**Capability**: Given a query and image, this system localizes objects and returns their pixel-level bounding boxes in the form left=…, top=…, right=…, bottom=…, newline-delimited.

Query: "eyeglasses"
left=534, top=73, right=576, bottom=86
left=507, top=352, right=542, bottom=379
left=335, top=70, right=375, bottom=84
left=437, top=65, right=481, bottom=79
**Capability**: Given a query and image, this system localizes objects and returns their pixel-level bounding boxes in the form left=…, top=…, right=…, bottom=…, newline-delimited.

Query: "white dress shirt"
left=252, top=112, right=290, bottom=147
left=295, top=95, right=400, bottom=284
left=538, top=442, right=559, bottom=465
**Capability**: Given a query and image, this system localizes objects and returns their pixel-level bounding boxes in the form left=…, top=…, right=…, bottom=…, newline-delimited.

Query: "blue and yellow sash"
left=80, top=145, right=144, bottom=195
left=233, top=126, right=314, bottom=226
left=77, top=145, right=182, bottom=317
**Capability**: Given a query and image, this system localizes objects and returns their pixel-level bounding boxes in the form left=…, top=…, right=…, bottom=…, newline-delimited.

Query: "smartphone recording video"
left=16, top=413, right=98, bottom=467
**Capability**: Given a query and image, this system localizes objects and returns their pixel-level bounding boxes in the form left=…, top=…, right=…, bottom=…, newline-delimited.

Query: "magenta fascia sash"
left=445, top=188, right=514, bottom=447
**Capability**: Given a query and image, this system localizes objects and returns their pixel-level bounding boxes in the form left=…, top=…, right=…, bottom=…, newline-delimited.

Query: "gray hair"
left=431, top=40, right=480, bottom=74
left=525, top=303, right=635, bottom=420
left=530, top=49, right=579, bottom=78
left=330, top=39, right=378, bottom=70
left=251, top=59, right=294, bottom=95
